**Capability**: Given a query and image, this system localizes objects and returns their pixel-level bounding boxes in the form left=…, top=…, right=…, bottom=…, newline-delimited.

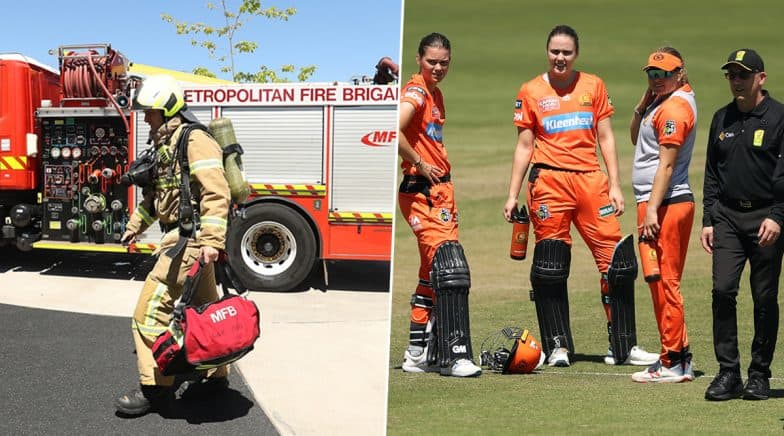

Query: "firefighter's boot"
left=115, top=384, right=169, bottom=416
left=181, top=376, right=230, bottom=399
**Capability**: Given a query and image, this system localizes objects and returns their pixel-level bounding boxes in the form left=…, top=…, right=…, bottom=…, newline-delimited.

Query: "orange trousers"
left=636, top=200, right=694, bottom=366
left=527, top=168, right=622, bottom=320
left=398, top=181, right=459, bottom=324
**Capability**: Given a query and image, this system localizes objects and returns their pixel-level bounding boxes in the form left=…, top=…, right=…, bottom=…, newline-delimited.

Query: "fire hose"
left=62, top=50, right=130, bottom=134
left=86, top=52, right=130, bottom=134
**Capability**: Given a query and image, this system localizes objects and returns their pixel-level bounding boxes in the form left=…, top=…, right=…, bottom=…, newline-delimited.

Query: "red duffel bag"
left=152, top=251, right=260, bottom=376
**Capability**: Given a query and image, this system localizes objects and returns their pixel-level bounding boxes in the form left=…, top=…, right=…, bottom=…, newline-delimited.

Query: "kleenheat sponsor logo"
left=541, top=111, right=594, bottom=134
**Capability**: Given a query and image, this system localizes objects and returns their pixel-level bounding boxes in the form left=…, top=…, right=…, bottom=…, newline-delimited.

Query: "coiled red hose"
left=61, top=50, right=130, bottom=134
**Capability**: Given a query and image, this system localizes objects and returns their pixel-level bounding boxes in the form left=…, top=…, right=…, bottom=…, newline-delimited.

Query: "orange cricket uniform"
left=398, top=74, right=458, bottom=325
left=632, top=84, right=697, bottom=366
left=514, top=71, right=621, bottom=282
left=513, top=72, right=622, bottom=320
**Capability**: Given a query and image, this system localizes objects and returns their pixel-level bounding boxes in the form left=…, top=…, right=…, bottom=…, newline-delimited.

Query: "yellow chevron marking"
left=329, top=212, right=393, bottom=223
left=250, top=184, right=326, bottom=197
left=130, top=244, right=157, bottom=254
left=1, top=156, right=25, bottom=170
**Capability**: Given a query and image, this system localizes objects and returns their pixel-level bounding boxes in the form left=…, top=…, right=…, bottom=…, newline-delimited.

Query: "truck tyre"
left=228, top=202, right=317, bottom=292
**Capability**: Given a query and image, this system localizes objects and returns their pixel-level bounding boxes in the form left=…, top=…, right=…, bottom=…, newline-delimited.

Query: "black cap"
left=721, top=49, right=764, bottom=72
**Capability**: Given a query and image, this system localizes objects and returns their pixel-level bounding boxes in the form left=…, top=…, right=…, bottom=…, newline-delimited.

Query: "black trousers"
left=711, top=202, right=784, bottom=379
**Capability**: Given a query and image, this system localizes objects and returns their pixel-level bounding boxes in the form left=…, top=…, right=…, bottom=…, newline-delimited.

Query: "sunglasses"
left=646, top=69, right=677, bottom=79
left=724, top=71, right=754, bottom=80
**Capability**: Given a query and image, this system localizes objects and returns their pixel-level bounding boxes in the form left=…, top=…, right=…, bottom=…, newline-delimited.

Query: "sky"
left=0, top=0, right=403, bottom=83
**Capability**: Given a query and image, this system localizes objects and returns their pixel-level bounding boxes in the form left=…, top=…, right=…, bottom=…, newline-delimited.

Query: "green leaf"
left=162, top=1, right=315, bottom=82
left=234, top=41, right=258, bottom=53
left=192, top=67, right=216, bottom=78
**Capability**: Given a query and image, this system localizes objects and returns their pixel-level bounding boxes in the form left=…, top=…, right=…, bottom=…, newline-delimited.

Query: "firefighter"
left=115, top=74, right=231, bottom=416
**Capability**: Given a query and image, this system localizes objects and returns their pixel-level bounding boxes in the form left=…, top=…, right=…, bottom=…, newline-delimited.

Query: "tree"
left=162, top=0, right=316, bottom=83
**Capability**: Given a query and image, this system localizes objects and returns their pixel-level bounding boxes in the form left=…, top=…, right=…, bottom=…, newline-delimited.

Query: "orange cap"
left=643, top=52, right=683, bottom=72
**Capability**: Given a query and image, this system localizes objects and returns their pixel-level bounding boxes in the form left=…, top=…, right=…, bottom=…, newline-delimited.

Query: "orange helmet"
left=480, top=327, right=544, bottom=374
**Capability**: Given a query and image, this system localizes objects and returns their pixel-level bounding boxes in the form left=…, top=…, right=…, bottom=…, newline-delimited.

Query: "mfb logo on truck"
left=361, top=130, right=396, bottom=147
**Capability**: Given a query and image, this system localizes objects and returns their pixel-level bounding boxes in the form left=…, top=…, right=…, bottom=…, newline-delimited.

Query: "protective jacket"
left=126, top=116, right=230, bottom=253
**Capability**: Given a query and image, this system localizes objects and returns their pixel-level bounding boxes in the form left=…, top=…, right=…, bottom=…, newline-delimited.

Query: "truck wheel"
left=228, top=203, right=317, bottom=292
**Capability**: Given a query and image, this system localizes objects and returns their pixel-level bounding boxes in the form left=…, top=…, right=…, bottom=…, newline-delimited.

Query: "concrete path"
left=0, top=250, right=391, bottom=435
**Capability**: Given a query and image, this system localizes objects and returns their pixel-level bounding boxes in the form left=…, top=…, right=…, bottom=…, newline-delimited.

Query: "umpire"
left=701, top=49, right=784, bottom=401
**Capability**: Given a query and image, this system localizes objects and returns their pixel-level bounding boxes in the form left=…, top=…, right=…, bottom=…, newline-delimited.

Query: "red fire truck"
left=0, top=45, right=397, bottom=291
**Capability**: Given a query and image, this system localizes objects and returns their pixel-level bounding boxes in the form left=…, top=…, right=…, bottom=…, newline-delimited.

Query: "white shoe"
left=402, top=348, right=434, bottom=373
left=632, top=360, right=695, bottom=383
left=534, top=349, right=546, bottom=370
left=547, top=347, right=570, bottom=367
left=604, top=345, right=659, bottom=366
left=441, top=359, right=482, bottom=377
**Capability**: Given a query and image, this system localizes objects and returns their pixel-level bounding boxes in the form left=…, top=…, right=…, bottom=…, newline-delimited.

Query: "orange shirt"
left=513, top=71, right=614, bottom=171
left=651, top=84, right=696, bottom=147
left=400, top=74, right=450, bottom=175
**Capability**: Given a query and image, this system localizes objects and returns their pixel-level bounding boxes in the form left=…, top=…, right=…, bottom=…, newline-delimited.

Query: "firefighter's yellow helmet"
left=131, top=74, right=185, bottom=118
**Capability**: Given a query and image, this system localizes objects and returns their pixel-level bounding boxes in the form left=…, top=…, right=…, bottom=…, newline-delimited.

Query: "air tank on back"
left=209, top=117, right=250, bottom=203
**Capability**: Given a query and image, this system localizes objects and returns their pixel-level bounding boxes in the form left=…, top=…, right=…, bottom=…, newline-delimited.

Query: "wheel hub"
left=256, top=229, right=284, bottom=260
left=241, top=220, right=298, bottom=277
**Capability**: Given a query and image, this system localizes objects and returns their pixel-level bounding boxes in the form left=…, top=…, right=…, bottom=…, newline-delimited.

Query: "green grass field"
left=387, top=1, right=784, bottom=434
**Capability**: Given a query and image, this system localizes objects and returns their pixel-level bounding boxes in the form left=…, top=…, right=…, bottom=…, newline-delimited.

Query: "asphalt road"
left=0, top=248, right=391, bottom=435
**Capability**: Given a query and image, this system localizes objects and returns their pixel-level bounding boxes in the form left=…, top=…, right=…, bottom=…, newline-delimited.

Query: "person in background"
left=397, top=33, right=481, bottom=377
left=702, top=49, right=784, bottom=401
left=629, top=47, right=697, bottom=383
left=115, top=74, right=231, bottom=415
left=503, top=24, right=658, bottom=368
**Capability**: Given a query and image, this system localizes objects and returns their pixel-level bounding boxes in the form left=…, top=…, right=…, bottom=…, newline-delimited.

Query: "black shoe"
left=181, top=376, right=230, bottom=399
left=115, top=385, right=169, bottom=416
left=742, top=376, right=770, bottom=400
left=705, top=371, right=743, bottom=401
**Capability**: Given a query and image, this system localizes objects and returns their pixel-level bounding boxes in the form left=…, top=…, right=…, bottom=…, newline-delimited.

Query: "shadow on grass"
left=768, top=388, right=784, bottom=399
left=572, top=353, right=605, bottom=364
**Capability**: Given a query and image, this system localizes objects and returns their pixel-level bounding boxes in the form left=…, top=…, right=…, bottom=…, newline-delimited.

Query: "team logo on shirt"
left=538, top=97, right=560, bottom=112
left=536, top=204, right=551, bottom=220
left=431, top=106, right=441, bottom=119
left=719, top=131, right=735, bottom=141
left=664, top=120, right=676, bottom=136
left=515, top=99, right=522, bottom=109
left=542, top=112, right=594, bottom=134
left=579, top=93, right=593, bottom=106
left=439, top=208, right=452, bottom=223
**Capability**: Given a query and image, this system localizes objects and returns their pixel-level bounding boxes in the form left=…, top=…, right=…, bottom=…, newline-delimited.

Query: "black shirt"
left=703, top=91, right=784, bottom=226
